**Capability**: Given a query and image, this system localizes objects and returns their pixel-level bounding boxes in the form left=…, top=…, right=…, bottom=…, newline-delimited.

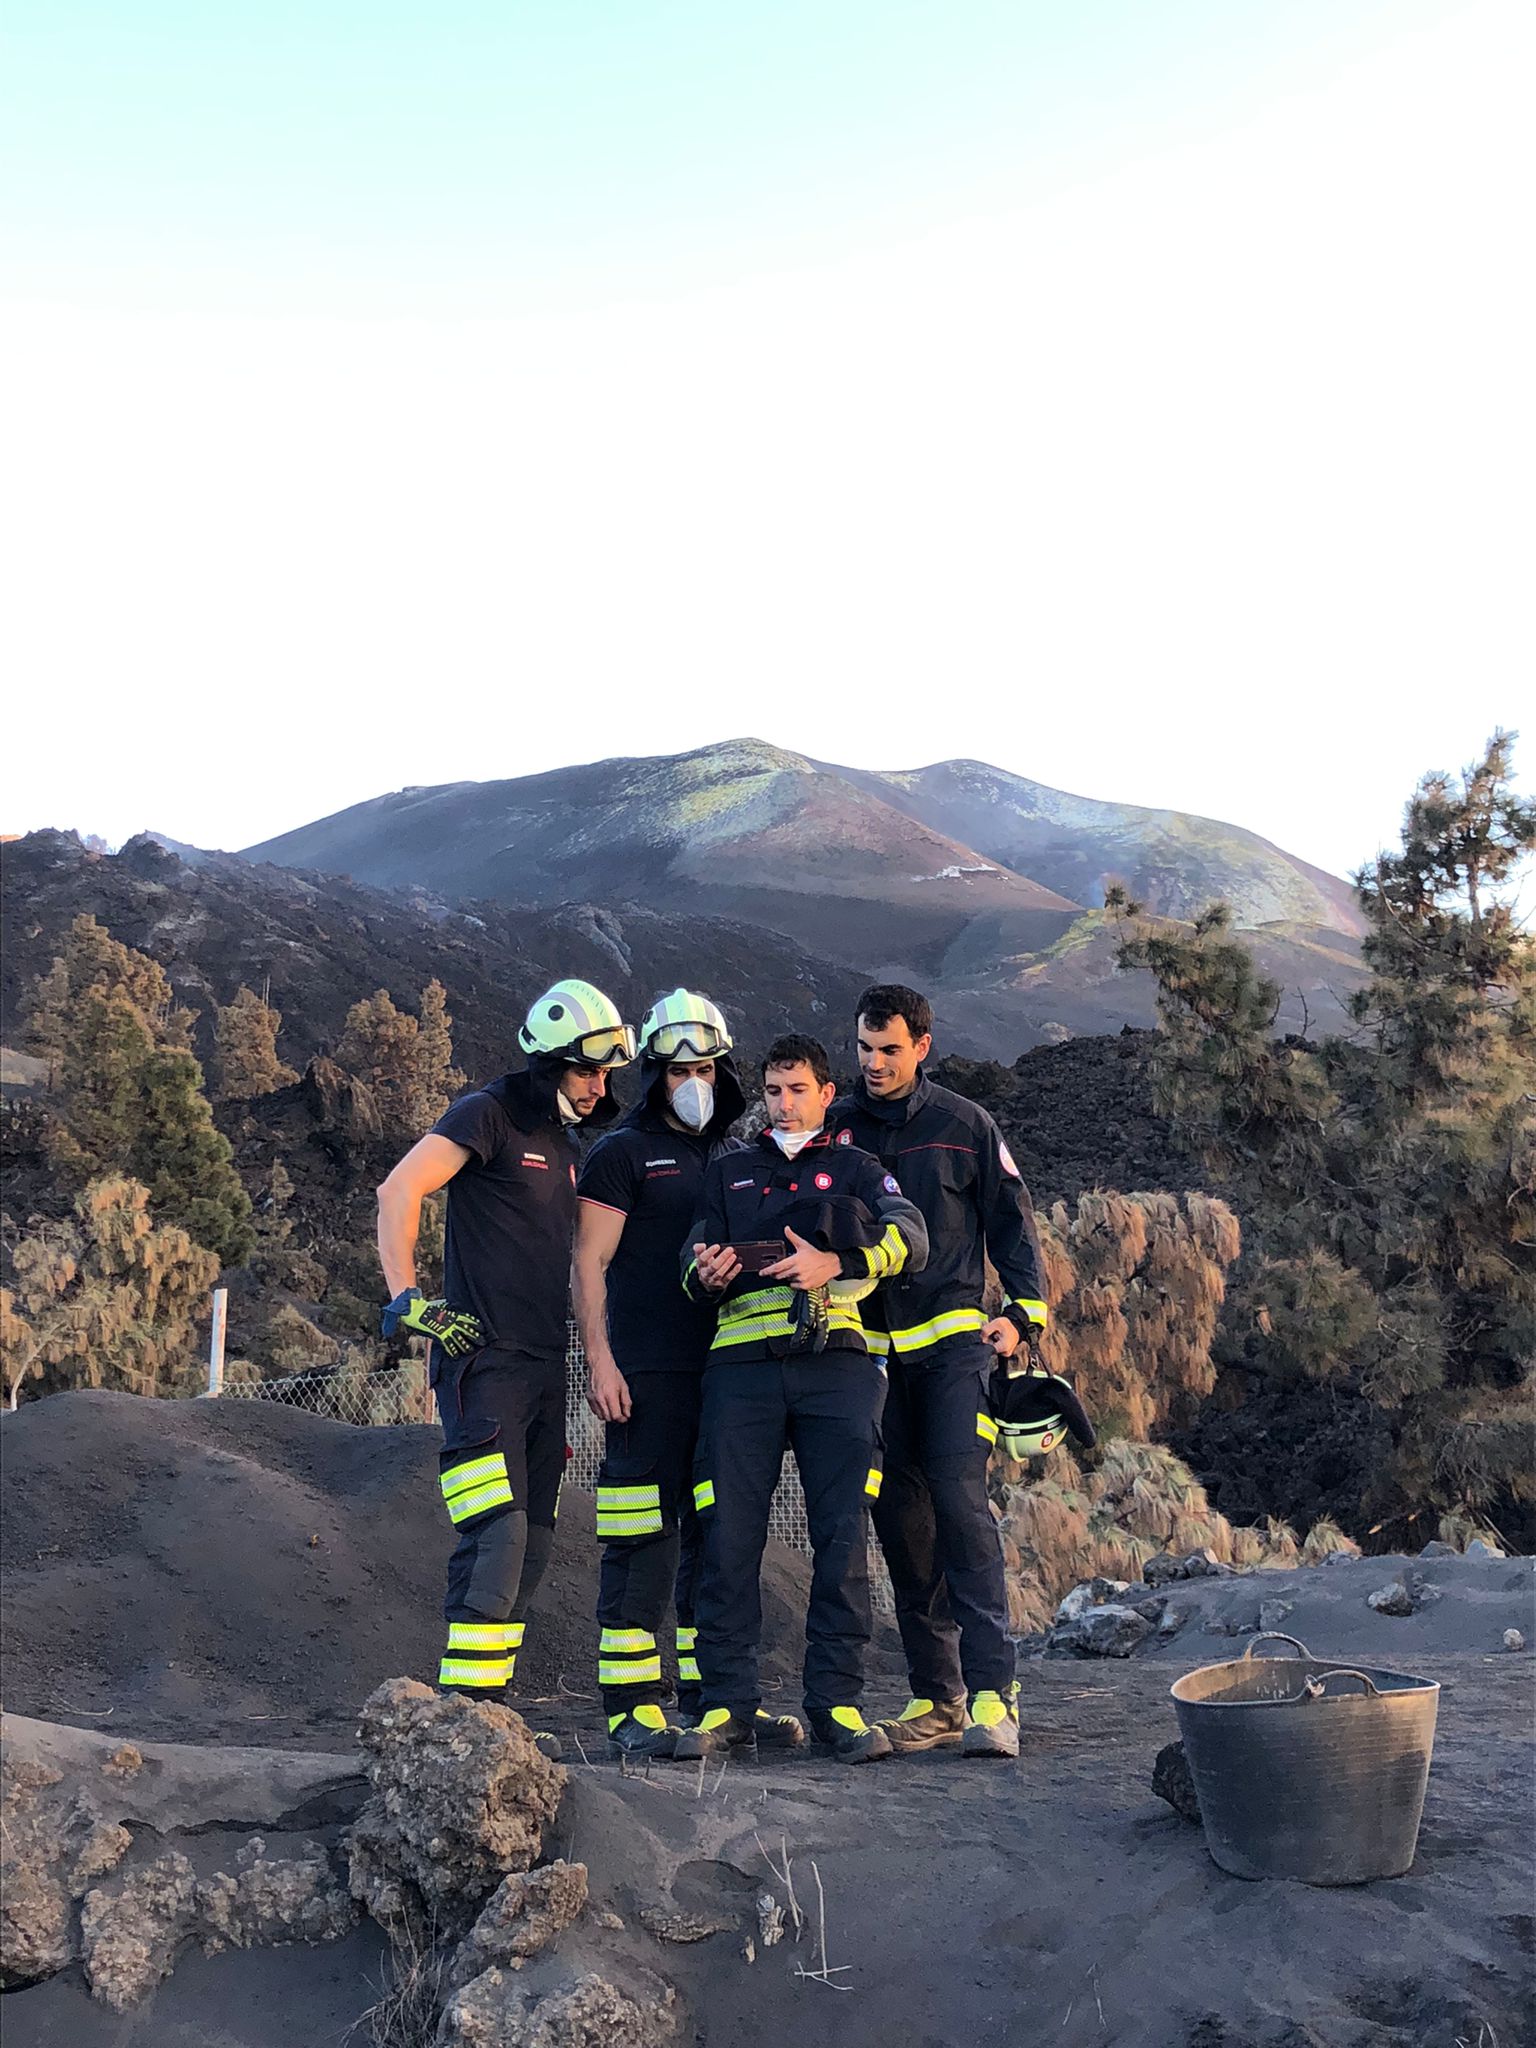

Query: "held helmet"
left=518, top=979, right=637, bottom=1066
left=639, top=988, right=734, bottom=1062
left=987, top=1352, right=1096, bottom=1460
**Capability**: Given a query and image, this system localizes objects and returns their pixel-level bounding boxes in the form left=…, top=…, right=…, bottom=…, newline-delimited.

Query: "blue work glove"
left=381, top=1288, right=485, bottom=1358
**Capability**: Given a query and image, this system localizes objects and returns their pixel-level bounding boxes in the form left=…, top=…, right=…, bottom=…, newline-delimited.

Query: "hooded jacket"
left=680, top=1128, right=929, bottom=1362
left=431, top=1058, right=614, bottom=1359
left=828, top=1069, right=1048, bottom=1358
left=577, top=1054, right=749, bottom=1373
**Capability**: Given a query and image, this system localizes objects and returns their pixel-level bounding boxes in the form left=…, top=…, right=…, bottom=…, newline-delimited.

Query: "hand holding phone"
left=728, top=1238, right=791, bottom=1275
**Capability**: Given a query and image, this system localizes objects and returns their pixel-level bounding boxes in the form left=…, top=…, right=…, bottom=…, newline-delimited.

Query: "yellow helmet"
left=518, top=979, right=636, bottom=1066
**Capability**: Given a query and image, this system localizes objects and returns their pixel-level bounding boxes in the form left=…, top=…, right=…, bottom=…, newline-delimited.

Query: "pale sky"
left=2, top=0, right=1530, bottom=880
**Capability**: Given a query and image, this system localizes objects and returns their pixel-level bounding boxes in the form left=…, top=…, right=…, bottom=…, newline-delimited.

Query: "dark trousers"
left=433, top=1345, right=565, bottom=1692
left=692, top=1352, right=884, bottom=1719
left=872, top=1333, right=1014, bottom=1698
left=595, top=1369, right=705, bottom=1717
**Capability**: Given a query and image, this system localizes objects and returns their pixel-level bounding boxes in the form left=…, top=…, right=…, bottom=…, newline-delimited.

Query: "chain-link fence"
left=220, top=1356, right=435, bottom=1426
left=221, top=1324, right=893, bottom=1604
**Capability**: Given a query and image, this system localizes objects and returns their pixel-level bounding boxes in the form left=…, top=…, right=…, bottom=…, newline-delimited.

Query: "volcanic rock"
left=1367, top=1581, right=1416, bottom=1617
left=449, top=1862, right=589, bottom=1985
left=437, top=1966, right=678, bottom=2048
left=80, top=1851, right=200, bottom=2011
left=1071, top=1605, right=1154, bottom=1658
left=198, top=1833, right=356, bottom=1953
left=346, top=1679, right=567, bottom=1940
left=1151, top=1742, right=1202, bottom=1824
left=0, top=1752, right=131, bottom=1987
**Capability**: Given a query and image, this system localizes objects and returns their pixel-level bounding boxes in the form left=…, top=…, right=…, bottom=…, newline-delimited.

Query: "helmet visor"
left=566, top=1024, right=638, bottom=1068
left=997, top=1415, right=1067, bottom=1459
left=647, top=1018, right=732, bottom=1061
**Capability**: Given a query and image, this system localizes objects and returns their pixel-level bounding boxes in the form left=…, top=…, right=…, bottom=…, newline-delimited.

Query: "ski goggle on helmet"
left=640, top=988, right=734, bottom=1063
left=519, top=979, right=637, bottom=1067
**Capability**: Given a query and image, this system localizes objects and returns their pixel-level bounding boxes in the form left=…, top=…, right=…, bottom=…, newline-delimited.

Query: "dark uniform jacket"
left=828, top=1071, right=1048, bottom=1359
left=576, top=1055, right=749, bottom=1374
left=680, top=1129, right=928, bottom=1362
left=432, top=1062, right=605, bottom=1360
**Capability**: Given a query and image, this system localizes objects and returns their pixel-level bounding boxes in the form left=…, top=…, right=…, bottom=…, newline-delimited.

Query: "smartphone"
left=729, top=1239, right=790, bottom=1274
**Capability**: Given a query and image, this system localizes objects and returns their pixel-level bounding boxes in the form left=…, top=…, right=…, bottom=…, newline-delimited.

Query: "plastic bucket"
left=1170, top=1632, right=1439, bottom=1885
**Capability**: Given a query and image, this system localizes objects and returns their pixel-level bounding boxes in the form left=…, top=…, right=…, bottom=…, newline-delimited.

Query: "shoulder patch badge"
left=999, top=1141, right=1021, bottom=1179
left=883, top=1173, right=900, bottom=1193
left=836, top=1129, right=853, bottom=1145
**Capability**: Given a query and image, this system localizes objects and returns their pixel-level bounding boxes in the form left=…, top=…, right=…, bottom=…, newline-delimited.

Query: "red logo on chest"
left=814, top=1171, right=833, bottom=1190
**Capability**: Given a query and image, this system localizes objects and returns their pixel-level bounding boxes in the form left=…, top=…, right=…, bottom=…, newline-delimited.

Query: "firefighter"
left=571, top=989, right=750, bottom=1758
left=829, top=984, right=1050, bottom=1760
left=376, top=978, right=636, bottom=1708
left=674, top=1033, right=928, bottom=1765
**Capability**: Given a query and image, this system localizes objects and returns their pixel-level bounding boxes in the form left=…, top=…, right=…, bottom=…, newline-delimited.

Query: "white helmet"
left=639, top=989, right=733, bottom=1062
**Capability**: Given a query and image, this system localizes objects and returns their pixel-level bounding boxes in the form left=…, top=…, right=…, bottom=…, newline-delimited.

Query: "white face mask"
left=770, top=1126, right=818, bottom=1158
left=671, top=1076, right=714, bottom=1132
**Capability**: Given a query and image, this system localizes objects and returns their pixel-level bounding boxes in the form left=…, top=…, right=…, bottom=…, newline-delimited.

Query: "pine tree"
left=335, top=982, right=465, bottom=1133
left=24, top=923, right=253, bottom=1265
left=23, top=912, right=194, bottom=1066
left=1115, top=732, right=1536, bottom=1545
left=212, top=986, right=298, bottom=1101
left=416, top=979, right=466, bottom=1123
left=131, top=1045, right=256, bottom=1264
left=1, top=1177, right=220, bottom=1404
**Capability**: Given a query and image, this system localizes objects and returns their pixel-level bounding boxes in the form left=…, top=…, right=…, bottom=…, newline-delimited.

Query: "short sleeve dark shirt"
left=433, top=1074, right=578, bottom=1360
left=578, top=1120, right=742, bottom=1373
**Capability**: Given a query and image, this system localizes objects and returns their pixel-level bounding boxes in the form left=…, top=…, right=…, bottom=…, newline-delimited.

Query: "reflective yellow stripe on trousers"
left=599, top=1626, right=662, bottom=1688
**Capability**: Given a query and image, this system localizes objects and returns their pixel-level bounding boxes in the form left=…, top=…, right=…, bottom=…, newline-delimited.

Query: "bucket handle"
left=1302, top=1668, right=1382, bottom=1700
left=1243, top=1632, right=1313, bottom=1661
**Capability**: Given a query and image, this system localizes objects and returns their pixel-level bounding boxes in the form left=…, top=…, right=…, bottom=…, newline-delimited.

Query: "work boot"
left=809, top=1706, right=893, bottom=1765
left=607, top=1704, right=680, bottom=1759
left=673, top=1708, right=807, bottom=1760
left=879, top=1695, right=967, bottom=1753
left=961, top=1684, right=1021, bottom=1759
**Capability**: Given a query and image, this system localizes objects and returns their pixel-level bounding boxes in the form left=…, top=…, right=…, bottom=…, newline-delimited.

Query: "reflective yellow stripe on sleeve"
left=1008, top=1296, right=1050, bottom=1329
left=693, top=1479, right=715, bottom=1511
left=976, top=1411, right=999, bottom=1446
left=885, top=1308, right=988, bottom=1354
left=864, top=1467, right=883, bottom=1499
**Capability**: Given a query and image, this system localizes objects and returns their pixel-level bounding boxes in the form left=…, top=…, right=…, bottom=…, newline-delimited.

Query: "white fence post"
left=206, top=1287, right=228, bottom=1397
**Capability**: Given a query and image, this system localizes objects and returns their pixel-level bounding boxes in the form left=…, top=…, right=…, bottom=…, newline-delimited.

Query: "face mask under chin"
left=770, top=1126, right=818, bottom=1158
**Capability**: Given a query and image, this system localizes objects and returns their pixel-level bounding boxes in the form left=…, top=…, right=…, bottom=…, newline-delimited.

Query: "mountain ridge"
left=247, top=737, right=1362, bottom=938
